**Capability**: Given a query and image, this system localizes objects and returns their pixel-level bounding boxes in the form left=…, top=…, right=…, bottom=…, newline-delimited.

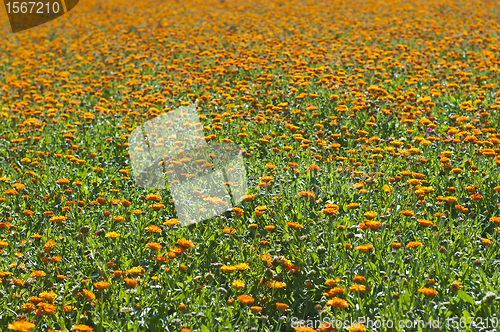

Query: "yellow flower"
left=451, top=281, right=463, bottom=291
left=417, top=219, right=433, bottom=227
left=323, top=287, right=345, bottom=297
left=72, top=325, right=95, bottom=332
left=250, top=306, right=262, bottom=313
left=406, top=241, right=423, bottom=249
left=164, top=218, right=180, bottom=226
left=31, top=271, right=46, bottom=278
left=365, top=220, right=381, bottom=229
left=105, top=231, right=120, bottom=239
left=276, top=302, right=288, bottom=310
left=418, top=287, right=438, bottom=297
left=347, top=323, right=366, bottom=332
left=237, top=294, right=254, bottom=304
left=124, top=278, right=138, bottom=288
left=39, top=291, right=57, bottom=303
left=36, top=302, right=57, bottom=315
left=349, top=284, right=367, bottom=292
left=93, top=281, right=110, bottom=290
left=145, top=242, right=162, bottom=251
left=356, top=244, right=373, bottom=253
left=49, top=216, right=67, bottom=223
left=264, top=280, right=286, bottom=289
left=326, top=297, right=349, bottom=308
left=443, top=196, right=458, bottom=203
left=231, top=279, right=245, bottom=289
left=286, top=222, right=304, bottom=229
left=8, top=320, right=35, bottom=332
left=145, top=194, right=162, bottom=201
left=81, top=289, right=95, bottom=301
left=177, top=239, right=195, bottom=248
left=363, top=211, right=378, bottom=219
left=481, top=238, right=492, bottom=245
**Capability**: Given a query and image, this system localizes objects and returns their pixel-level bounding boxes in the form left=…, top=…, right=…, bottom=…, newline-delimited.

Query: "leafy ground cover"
left=1, top=0, right=500, bottom=331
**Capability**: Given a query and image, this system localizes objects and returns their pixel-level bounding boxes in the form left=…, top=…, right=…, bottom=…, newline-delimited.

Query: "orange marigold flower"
left=325, top=278, right=341, bottom=287
left=237, top=294, right=254, bottom=305
left=406, top=241, right=423, bottom=249
left=490, top=216, right=500, bottom=224
left=365, top=220, right=381, bottom=229
left=8, top=320, right=35, bottom=332
left=294, top=327, right=317, bottom=332
left=264, top=280, right=287, bottom=289
left=164, top=218, right=180, bottom=226
left=177, top=239, right=194, bottom=248
left=323, top=287, right=345, bottom=297
left=72, top=325, right=95, bottom=332
left=81, top=289, right=95, bottom=301
left=443, top=196, right=458, bottom=203
left=148, top=203, right=165, bottom=210
left=346, top=203, right=360, bottom=209
left=417, top=219, right=433, bottom=227
left=232, top=207, right=244, bottom=217
left=349, top=284, right=367, bottom=292
left=145, top=194, right=162, bottom=201
left=276, top=302, right=288, bottom=310
left=308, top=164, right=321, bottom=172
left=322, top=207, right=339, bottom=215
left=451, top=281, right=463, bottom=291
left=31, top=270, right=46, bottom=278
left=356, top=244, right=373, bottom=253
left=347, top=323, right=366, bottom=332
left=49, top=216, right=67, bottom=223
left=242, top=194, right=255, bottom=201
left=391, top=242, right=402, bottom=249
left=20, top=303, right=35, bottom=312
left=36, top=302, right=56, bottom=315
left=105, top=231, right=120, bottom=239
left=326, top=297, right=349, bottom=308
left=471, top=193, right=483, bottom=201
left=93, top=281, right=110, bottom=290
left=145, top=242, right=162, bottom=251
left=39, top=291, right=57, bottom=303
left=418, top=287, right=438, bottom=297
left=400, top=210, right=414, bottom=216
left=124, top=278, right=138, bottom=288
left=481, top=238, right=492, bottom=245
left=260, top=176, right=273, bottom=182
left=286, top=222, right=304, bottom=229
left=353, top=275, right=365, bottom=283
left=231, top=279, right=245, bottom=289
left=250, top=306, right=262, bottom=313
left=145, top=225, right=162, bottom=233
left=0, top=222, right=12, bottom=229
left=12, top=278, right=25, bottom=286
left=364, top=211, right=378, bottom=219
left=298, top=191, right=315, bottom=199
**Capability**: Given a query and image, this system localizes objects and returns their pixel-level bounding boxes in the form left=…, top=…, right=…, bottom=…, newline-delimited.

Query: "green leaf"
left=201, top=324, right=210, bottom=332
left=457, top=290, right=474, bottom=305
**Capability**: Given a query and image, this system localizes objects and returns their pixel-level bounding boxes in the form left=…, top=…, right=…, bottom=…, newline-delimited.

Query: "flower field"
left=2, top=0, right=500, bottom=331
